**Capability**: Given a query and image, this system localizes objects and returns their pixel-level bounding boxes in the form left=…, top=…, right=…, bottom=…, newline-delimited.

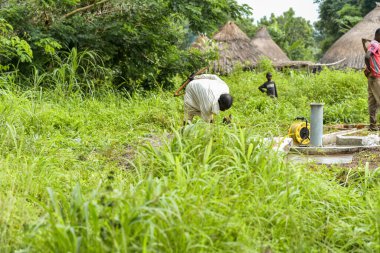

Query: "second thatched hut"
left=320, top=3, right=380, bottom=69
left=212, top=21, right=260, bottom=74
left=250, top=27, right=316, bottom=70
left=250, top=27, right=290, bottom=65
left=190, top=34, right=210, bottom=50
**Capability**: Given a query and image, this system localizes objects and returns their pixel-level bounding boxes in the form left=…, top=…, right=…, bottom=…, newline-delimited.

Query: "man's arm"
left=258, top=83, right=266, bottom=93
left=364, top=50, right=372, bottom=77
left=274, top=83, right=278, bottom=98
left=365, top=51, right=372, bottom=70
left=362, top=38, right=371, bottom=52
left=201, top=111, right=213, bottom=123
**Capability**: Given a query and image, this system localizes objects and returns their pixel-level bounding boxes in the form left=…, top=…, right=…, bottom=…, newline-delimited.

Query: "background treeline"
left=0, top=0, right=379, bottom=91
left=0, top=0, right=250, bottom=90
left=314, top=0, right=378, bottom=54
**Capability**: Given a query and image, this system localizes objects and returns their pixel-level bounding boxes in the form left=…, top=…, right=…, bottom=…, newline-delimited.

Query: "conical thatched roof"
left=213, top=21, right=250, bottom=41
left=190, top=34, right=210, bottom=50
left=320, top=3, right=380, bottom=69
left=250, top=27, right=290, bottom=64
left=212, top=21, right=259, bottom=74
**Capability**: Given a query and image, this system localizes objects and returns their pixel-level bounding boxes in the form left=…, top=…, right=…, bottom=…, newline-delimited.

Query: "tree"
left=361, top=0, right=378, bottom=15
left=0, top=18, right=33, bottom=72
left=258, top=9, right=316, bottom=61
left=313, top=0, right=371, bottom=53
left=168, top=0, right=252, bottom=34
left=0, top=0, right=251, bottom=90
left=336, top=4, right=362, bottom=33
left=235, top=17, right=258, bottom=38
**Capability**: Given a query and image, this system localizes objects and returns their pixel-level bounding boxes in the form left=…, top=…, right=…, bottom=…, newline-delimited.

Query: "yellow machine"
left=288, top=117, right=310, bottom=145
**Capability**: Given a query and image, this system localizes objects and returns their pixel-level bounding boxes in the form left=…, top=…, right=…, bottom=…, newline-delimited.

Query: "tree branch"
left=62, top=0, right=110, bottom=19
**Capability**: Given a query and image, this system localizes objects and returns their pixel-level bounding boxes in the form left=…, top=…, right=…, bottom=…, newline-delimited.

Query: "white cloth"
left=193, top=74, right=220, bottom=81
left=184, top=75, right=229, bottom=122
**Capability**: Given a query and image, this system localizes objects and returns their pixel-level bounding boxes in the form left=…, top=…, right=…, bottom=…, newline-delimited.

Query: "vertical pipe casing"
left=310, top=103, right=324, bottom=146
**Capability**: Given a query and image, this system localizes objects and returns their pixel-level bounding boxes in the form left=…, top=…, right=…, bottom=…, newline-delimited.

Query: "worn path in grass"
left=343, top=149, right=380, bottom=169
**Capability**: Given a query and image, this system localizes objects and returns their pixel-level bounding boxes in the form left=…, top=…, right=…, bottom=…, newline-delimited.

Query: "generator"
left=288, top=117, right=310, bottom=145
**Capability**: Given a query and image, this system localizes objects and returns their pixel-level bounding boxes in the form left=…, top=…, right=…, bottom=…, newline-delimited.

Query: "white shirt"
left=184, top=75, right=229, bottom=122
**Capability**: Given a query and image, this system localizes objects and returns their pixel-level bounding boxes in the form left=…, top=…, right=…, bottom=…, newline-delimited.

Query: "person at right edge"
left=363, top=28, right=380, bottom=131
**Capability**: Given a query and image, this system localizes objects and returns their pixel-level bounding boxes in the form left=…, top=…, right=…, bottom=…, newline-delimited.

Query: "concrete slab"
left=336, top=135, right=366, bottom=146
left=290, top=145, right=380, bottom=155
left=336, top=134, right=379, bottom=146
left=288, top=154, right=353, bottom=164
left=322, top=128, right=362, bottom=145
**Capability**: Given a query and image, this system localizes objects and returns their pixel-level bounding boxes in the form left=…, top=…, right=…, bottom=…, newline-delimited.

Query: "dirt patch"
left=333, top=151, right=380, bottom=186
left=313, top=149, right=380, bottom=170
left=307, top=149, right=380, bottom=170
left=345, top=149, right=380, bottom=169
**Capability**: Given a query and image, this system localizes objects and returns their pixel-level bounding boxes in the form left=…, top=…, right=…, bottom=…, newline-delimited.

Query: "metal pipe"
left=310, top=103, right=324, bottom=146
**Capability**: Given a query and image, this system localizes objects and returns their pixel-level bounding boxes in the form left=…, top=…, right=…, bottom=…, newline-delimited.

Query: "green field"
left=0, top=68, right=379, bottom=252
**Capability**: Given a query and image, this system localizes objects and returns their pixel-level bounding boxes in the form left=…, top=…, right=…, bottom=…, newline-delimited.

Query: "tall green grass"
left=224, top=68, right=368, bottom=132
left=21, top=125, right=380, bottom=252
left=0, top=66, right=379, bottom=252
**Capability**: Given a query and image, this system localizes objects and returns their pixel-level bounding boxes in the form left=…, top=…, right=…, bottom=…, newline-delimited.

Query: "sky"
left=236, top=0, right=319, bottom=23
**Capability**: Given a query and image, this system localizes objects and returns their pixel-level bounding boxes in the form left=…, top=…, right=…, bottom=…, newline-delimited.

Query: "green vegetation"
left=257, top=9, right=316, bottom=61
left=0, top=0, right=380, bottom=251
left=0, top=0, right=250, bottom=89
left=1, top=0, right=378, bottom=89
left=0, top=65, right=379, bottom=252
left=315, top=0, right=378, bottom=53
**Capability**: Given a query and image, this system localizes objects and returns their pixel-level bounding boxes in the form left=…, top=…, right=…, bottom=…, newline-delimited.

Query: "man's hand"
left=364, top=68, right=371, bottom=78
left=223, top=114, right=232, bottom=124
left=188, top=72, right=195, bottom=81
left=362, top=38, right=371, bottom=52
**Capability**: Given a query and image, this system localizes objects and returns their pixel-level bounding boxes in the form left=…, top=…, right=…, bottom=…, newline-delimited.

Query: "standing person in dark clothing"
left=258, top=72, right=278, bottom=98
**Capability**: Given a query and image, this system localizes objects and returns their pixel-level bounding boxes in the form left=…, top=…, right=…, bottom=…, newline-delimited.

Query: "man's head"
left=266, top=72, right=272, bottom=81
left=375, top=28, right=380, bottom=42
left=218, top=94, right=233, bottom=111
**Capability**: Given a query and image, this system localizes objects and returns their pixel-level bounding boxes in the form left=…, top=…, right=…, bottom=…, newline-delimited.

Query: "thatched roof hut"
left=212, top=21, right=260, bottom=74
left=320, top=3, right=380, bottom=69
left=190, top=34, right=210, bottom=50
left=250, top=27, right=290, bottom=64
left=250, top=26, right=320, bottom=70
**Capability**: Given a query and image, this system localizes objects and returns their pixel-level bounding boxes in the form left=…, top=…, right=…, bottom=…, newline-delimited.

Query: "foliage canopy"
left=257, top=9, right=316, bottom=61
left=314, top=0, right=378, bottom=53
left=0, top=0, right=251, bottom=90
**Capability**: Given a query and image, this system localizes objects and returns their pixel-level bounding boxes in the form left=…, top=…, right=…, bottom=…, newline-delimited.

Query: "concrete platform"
left=290, top=128, right=380, bottom=155
left=288, top=153, right=353, bottom=164
left=322, top=129, right=362, bottom=145
left=290, top=145, right=380, bottom=155
left=336, top=134, right=379, bottom=146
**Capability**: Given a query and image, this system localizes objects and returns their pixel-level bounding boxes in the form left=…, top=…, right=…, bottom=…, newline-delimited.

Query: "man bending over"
left=184, top=74, right=233, bottom=124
